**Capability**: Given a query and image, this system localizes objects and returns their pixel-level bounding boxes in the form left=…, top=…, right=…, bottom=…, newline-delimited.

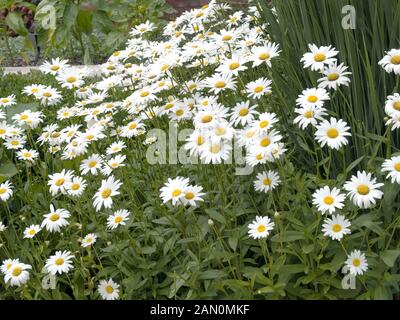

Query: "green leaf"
left=380, top=250, right=400, bottom=268
left=63, top=3, right=79, bottom=30
left=77, top=10, right=93, bottom=34
left=5, top=12, right=28, bottom=36
left=271, top=230, right=305, bottom=242
left=0, top=162, right=18, bottom=182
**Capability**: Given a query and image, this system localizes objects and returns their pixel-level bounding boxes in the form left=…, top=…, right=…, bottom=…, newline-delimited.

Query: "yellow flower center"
left=50, top=213, right=60, bottom=222
left=86, top=134, right=94, bottom=140
left=11, top=140, right=20, bottom=146
left=314, top=53, right=326, bottom=62
left=129, top=123, right=137, bottom=130
left=229, top=62, right=240, bottom=70
left=50, top=65, right=60, bottom=71
left=140, top=91, right=150, bottom=97
left=390, top=55, right=400, bottom=65
left=71, top=183, right=80, bottom=191
left=259, top=120, right=269, bottom=128
left=23, top=152, right=32, bottom=158
left=185, top=192, right=195, bottom=200
left=43, top=92, right=52, bottom=97
left=210, top=144, right=221, bottom=153
left=0, top=129, right=6, bottom=134
left=0, top=188, right=6, bottom=194
left=393, top=101, right=400, bottom=111
left=172, top=189, right=182, bottom=197
left=263, top=178, right=271, bottom=185
left=259, top=52, right=270, bottom=60
left=175, top=109, right=184, bottom=116
left=20, top=114, right=29, bottom=120
left=102, top=188, right=112, bottom=199
left=256, top=154, right=263, bottom=160
left=357, top=184, right=370, bottom=195
left=394, top=163, right=400, bottom=172
left=12, top=267, right=22, bottom=277
left=88, top=160, right=97, bottom=168
left=257, top=225, right=266, bottom=233
left=55, top=178, right=65, bottom=186
left=197, top=136, right=204, bottom=145
left=66, top=76, right=77, bottom=83
left=352, top=258, right=361, bottom=267
left=31, top=88, right=39, bottom=93
left=327, top=128, right=339, bottom=139
left=215, top=81, right=226, bottom=88
left=29, top=229, right=36, bottom=235
left=239, top=108, right=249, bottom=116
left=307, top=95, right=318, bottom=103
left=114, top=216, right=123, bottom=223
left=304, top=110, right=313, bottom=118
left=323, top=196, right=334, bottom=205
left=106, top=285, right=114, bottom=294
left=222, top=35, right=232, bottom=41
left=254, top=86, right=264, bottom=93
left=332, top=224, right=342, bottom=233
left=202, top=115, right=213, bottom=123
left=55, top=258, right=64, bottom=266
left=1, top=98, right=10, bottom=103
left=327, top=73, right=340, bottom=81
left=260, top=138, right=271, bottom=147
left=215, top=127, right=226, bottom=136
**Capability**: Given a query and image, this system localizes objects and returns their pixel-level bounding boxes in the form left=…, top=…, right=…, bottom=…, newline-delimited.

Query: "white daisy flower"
left=344, top=171, right=384, bottom=209
left=107, top=209, right=130, bottom=230
left=253, top=170, right=281, bottom=193
left=381, top=156, right=400, bottom=184
left=248, top=216, right=275, bottom=239
left=296, top=88, right=330, bottom=108
left=4, top=262, right=31, bottom=287
left=41, top=205, right=70, bottom=233
left=345, top=250, right=368, bottom=276
left=23, top=224, right=41, bottom=239
left=312, top=186, right=346, bottom=214
left=318, top=62, right=352, bottom=90
left=81, top=233, right=97, bottom=248
left=45, top=250, right=74, bottom=275
left=322, top=214, right=351, bottom=241
left=0, top=181, right=13, bottom=202
left=98, top=278, right=120, bottom=300
left=379, top=48, right=400, bottom=75
left=159, top=176, right=190, bottom=206
left=301, top=44, right=338, bottom=71
left=315, top=117, right=351, bottom=150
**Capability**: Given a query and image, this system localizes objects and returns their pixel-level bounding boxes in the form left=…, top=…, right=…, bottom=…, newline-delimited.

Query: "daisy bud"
left=208, top=219, right=214, bottom=226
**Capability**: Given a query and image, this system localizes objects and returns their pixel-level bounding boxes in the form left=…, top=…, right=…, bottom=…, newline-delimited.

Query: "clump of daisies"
left=160, top=176, right=205, bottom=207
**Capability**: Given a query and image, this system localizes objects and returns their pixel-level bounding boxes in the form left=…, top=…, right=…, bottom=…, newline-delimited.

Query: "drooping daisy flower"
left=296, top=88, right=330, bottom=108
left=81, top=233, right=97, bottom=248
left=294, top=105, right=327, bottom=129
left=246, top=77, right=272, bottom=99
left=0, top=181, right=13, bottom=202
left=381, top=156, right=400, bottom=184
left=45, top=251, right=74, bottom=275
left=344, top=171, right=384, bottom=209
left=93, top=176, right=122, bottom=211
left=253, top=170, right=281, bottom=193
left=98, top=278, right=120, bottom=300
left=41, top=205, right=70, bottom=233
left=159, top=177, right=190, bottom=206
left=322, top=214, right=351, bottom=241
left=315, top=117, right=351, bottom=150
left=345, top=250, right=368, bottom=276
left=107, top=209, right=130, bottom=230
left=301, top=44, right=338, bottom=71
left=318, top=62, right=352, bottom=90
left=4, top=262, right=31, bottom=287
left=312, top=186, right=346, bottom=214
left=23, top=224, right=41, bottom=239
left=378, top=49, right=400, bottom=75
left=248, top=216, right=275, bottom=239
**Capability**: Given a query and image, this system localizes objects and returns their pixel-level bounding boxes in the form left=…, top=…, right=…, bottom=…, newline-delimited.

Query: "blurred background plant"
left=0, top=0, right=173, bottom=66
